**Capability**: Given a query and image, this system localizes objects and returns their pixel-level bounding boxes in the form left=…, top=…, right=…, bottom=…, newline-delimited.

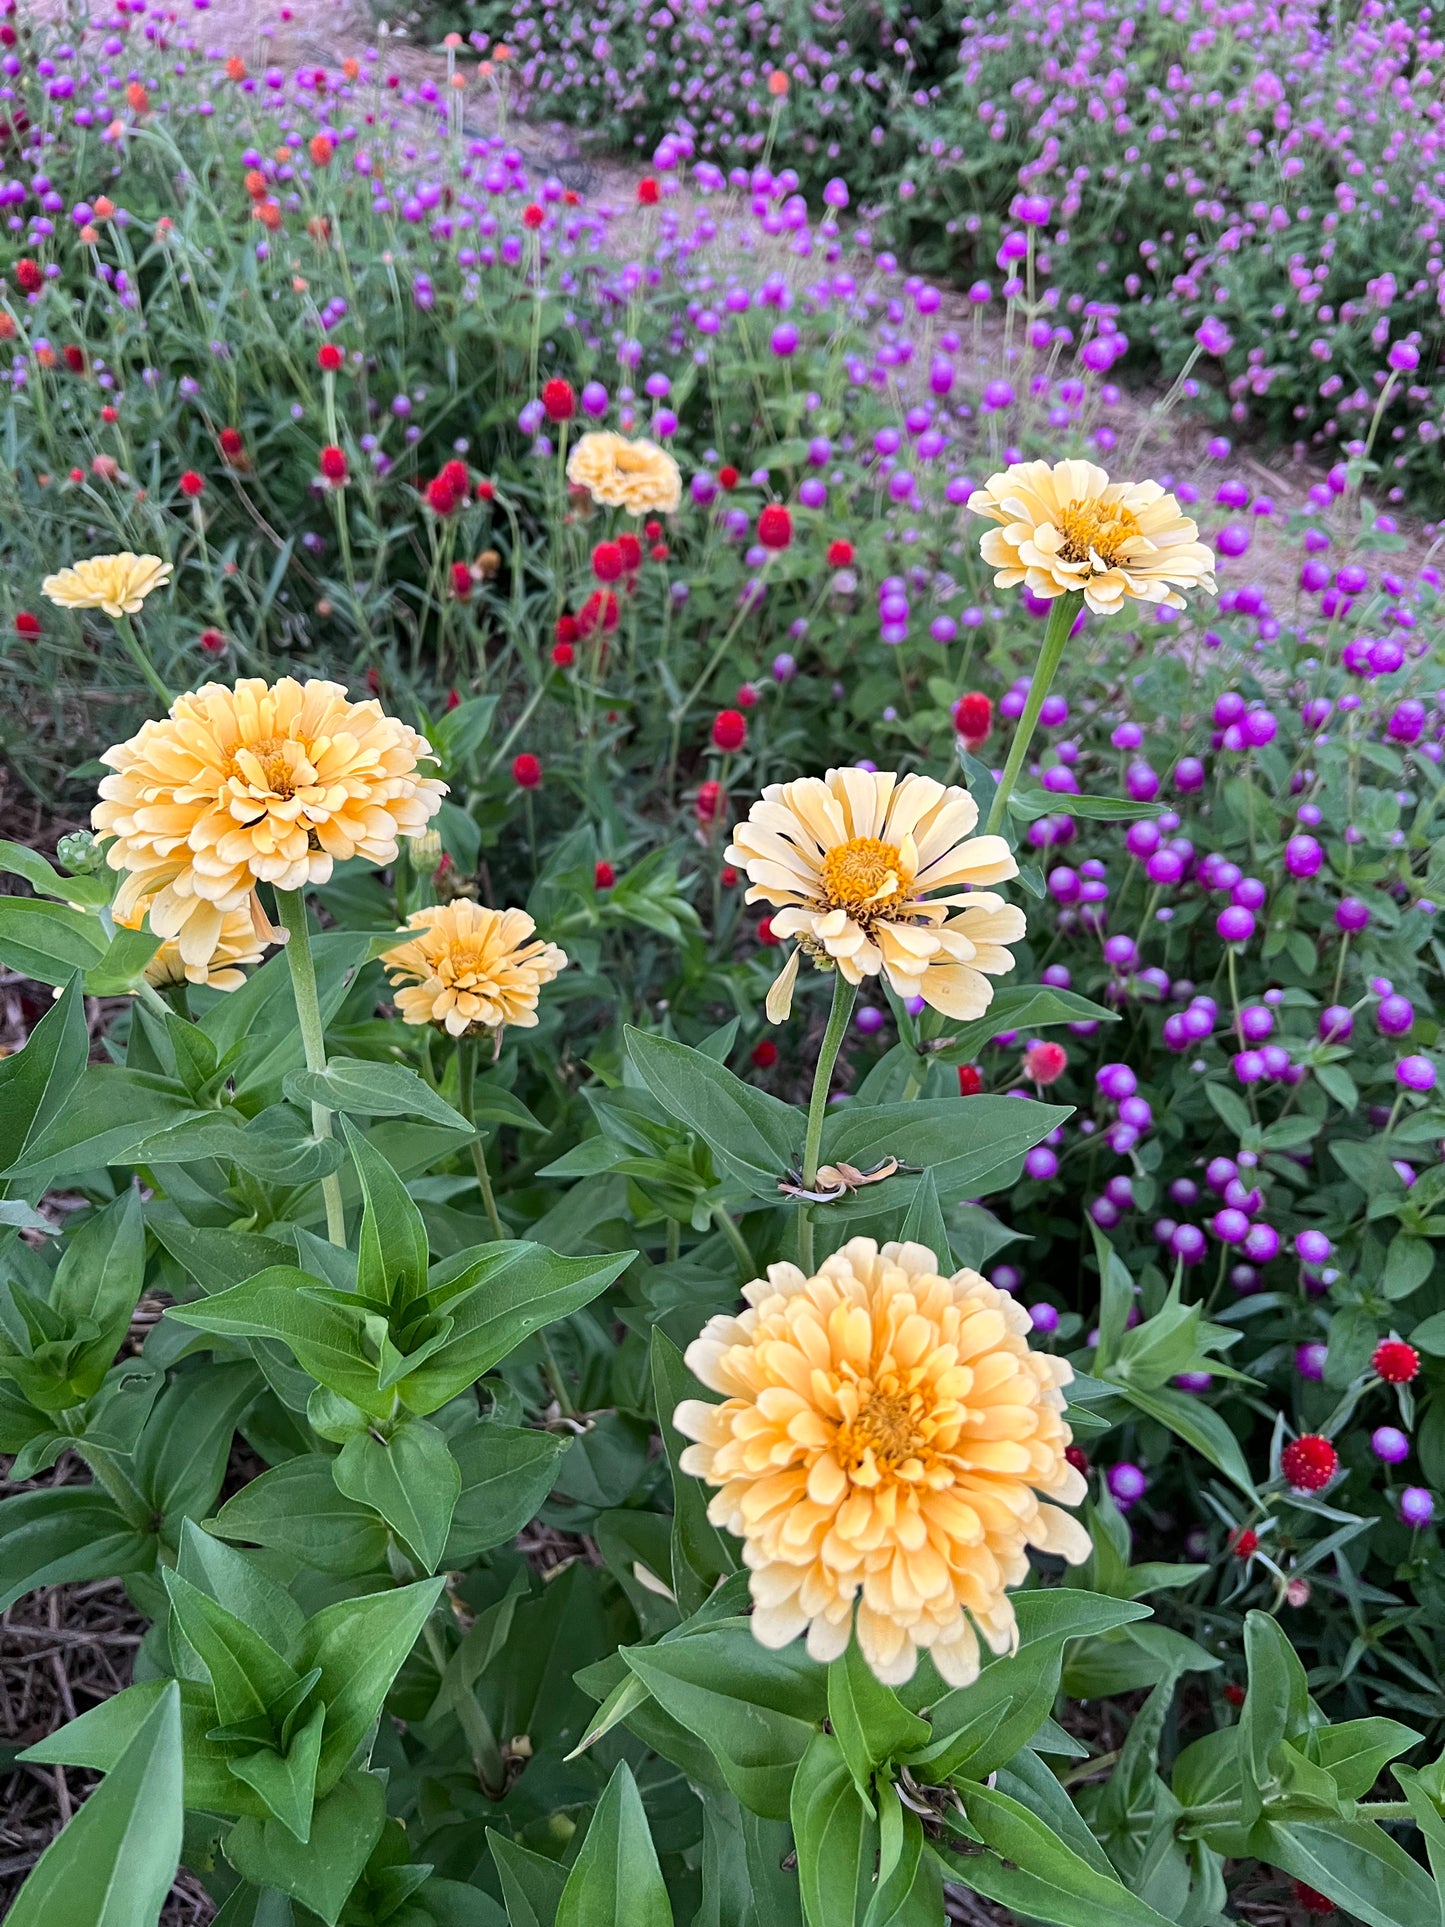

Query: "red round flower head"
left=319, top=444, right=348, bottom=484
left=551, top=641, right=576, bottom=668
left=542, top=378, right=575, bottom=422
left=555, top=614, right=579, bottom=647
left=957, top=1065, right=984, bottom=1096
left=953, top=691, right=994, bottom=742
left=521, top=203, right=544, bottom=230
left=512, top=752, right=542, bottom=790
left=1230, top=1527, right=1259, bottom=1558
left=63, top=345, right=85, bottom=373
left=1064, top=1445, right=1089, bottom=1475
left=577, top=589, right=620, bottom=635
left=15, top=258, right=42, bottom=294
left=736, top=683, right=758, bottom=709
left=696, top=779, right=722, bottom=824
left=1292, top=1883, right=1335, bottom=1918
left=751, top=1039, right=778, bottom=1069
left=440, top=460, right=470, bottom=496
left=644, top=520, right=663, bottom=541
left=756, top=913, right=779, bottom=946
left=476, top=478, right=496, bottom=502
left=650, top=542, right=669, bottom=563
left=1222, top=1682, right=1247, bottom=1708
left=1281, top=1434, right=1338, bottom=1492
left=179, top=470, right=205, bottom=498
left=365, top=667, right=383, bottom=695
left=591, top=540, right=624, bottom=583
left=317, top=342, right=344, bottom=372
left=14, top=611, right=41, bottom=637
left=199, top=627, right=226, bottom=655
left=616, top=532, right=642, bottom=573
left=757, top=503, right=793, bottom=551
left=712, top=709, right=747, bottom=752
left=826, top=538, right=854, bottom=568
left=451, top=561, right=473, bottom=597
left=637, top=176, right=660, bottom=206
left=1373, top=1339, right=1419, bottom=1384
left=100, top=405, right=118, bottom=424
left=720, top=865, right=739, bottom=888
left=594, top=860, right=615, bottom=890
left=717, top=465, right=740, bottom=491
left=426, top=475, right=459, bottom=515
left=309, top=133, right=334, bottom=166
left=219, top=427, right=244, bottom=460
left=69, top=467, right=84, bottom=484
left=1023, top=1040, right=1068, bottom=1085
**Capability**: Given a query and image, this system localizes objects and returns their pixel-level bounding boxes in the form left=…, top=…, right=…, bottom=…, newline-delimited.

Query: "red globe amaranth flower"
left=953, top=691, right=994, bottom=742
left=541, top=378, right=575, bottom=422
left=720, top=866, right=739, bottom=888
left=14, top=611, right=41, bottom=637
left=717, top=465, right=740, bottom=490
left=1023, top=1040, right=1068, bottom=1085
left=757, top=504, right=793, bottom=551
left=365, top=667, right=383, bottom=695
left=577, top=590, right=619, bottom=635
left=1373, top=1339, right=1420, bottom=1384
left=179, top=470, right=205, bottom=498
left=218, top=427, right=244, bottom=461
left=644, top=520, right=663, bottom=541
left=100, top=405, right=119, bottom=424
left=592, top=540, right=624, bottom=583
left=1281, top=1434, right=1338, bottom=1492
left=696, top=779, right=722, bottom=824
left=445, top=689, right=462, bottom=711
left=1222, top=1682, right=1247, bottom=1708
left=512, top=753, right=542, bottom=790
left=1230, top=1527, right=1259, bottom=1558
left=451, top=562, right=473, bottom=598
left=555, top=615, right=580, bottom=648
left=1292, top=1883, right=1335, bottom=1918
left=594, top=861, right=616, bottom=891
left=63, top=345, right=86, bottom=373
left=126, top=80, right=151, bottom=114
left=426, top=474, right=460, bottom=515
left=751, top=1039, right=778, bottom=1069
left=826, top=538, right=854, bottom=568
left=637, top=176, right=660, bottom=206
left=319, top=445, right=348, bottom=484
left=199, top=628, right=226, bottom=656
left=68, top=467, right=84, bottom=484
left=439, top=460, right=470, bottom=497
left=551, top=641, right=575, bottom=668
left=1064, top=1445, right=1089, bottom=1475
left=15, top=258, right=42, bottom=294
left=476, top=478, right=496, bottom=502
left=650, top=542, right=669, bottom=562
left=736, top=682, right=758, bottom=709
left=317, top=342, right=344, bottom=372
left=521, top=203, right=544, bottom=230
left=617, top=531, right=642, bottom=573
left=712, top=709, right=747, bottom=752
left=756, top=914, right=779, bottom=946
left=957, top=1065, right=984, bottom=1095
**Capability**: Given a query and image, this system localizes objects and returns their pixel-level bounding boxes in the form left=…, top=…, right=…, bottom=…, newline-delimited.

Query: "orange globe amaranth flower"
left=381, top=899, right=567, bottom=1037
left=225, top=56, right=247, bottom=81
left=244, top=168, right=268, bottom=199
left=342, top=57, right=360, bottom=80
left=309, top=134, right=334, bottom=166
left=93, top=196, right=115, bottom=221
left=675, top=1239, right=1090, bottom=1685
left=255, top=201, right=283, bottom=232
left=92, top=677, right=446, bottom=976
left=566, top=431, right=681, bottom=515
left=117, top=892, right=269, bottom=992
left=768, top=69, right=790, bottom=95
left=126, top=81, right=150, bottom=115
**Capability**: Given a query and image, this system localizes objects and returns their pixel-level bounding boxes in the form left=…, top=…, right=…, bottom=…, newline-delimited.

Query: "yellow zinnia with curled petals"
left=43, top=552, right=174, bottom=619
left=726, top=768, right=1022, bottom=1022
left=566, top=430, right=681, bottom=515
left=92, top=677, right=445, bottom=976
left=381, top=898, right=568, bottom=1037
left=117, top=893, right=269, bottom=993
left=674, top=1238, right=1089, bottom=1686
left=967, top=459, right=1216, bottom=616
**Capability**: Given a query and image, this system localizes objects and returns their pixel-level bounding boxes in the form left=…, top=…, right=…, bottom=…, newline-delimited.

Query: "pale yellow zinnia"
left=566, top=431, right=681, bottom=515
left=967, top=459, right=1216, bottom=616
left=117, top=893, right=269, bottom=992
left=381, top=899, right=567, bottom=1037
left=727, top=769, right=1022, bottom=1022
left=43, top=552, right=174, bottom=620
left=675, top=1238, right=1089, bottom=1686
left=92, top=677, right=446, bottom=975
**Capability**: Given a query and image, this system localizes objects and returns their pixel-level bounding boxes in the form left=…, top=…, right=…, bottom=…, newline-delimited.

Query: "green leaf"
left=0, top=973, right=88, bottom=1175
left=227, top=1698, right=324, bottom=1844
left=625, top=1026, right=802, bottom=1197
left=7, top=1678, right=181, bottom=1927
left=174, top=1518, right=305, bottom=1656
left=294, top=1576, right=444, bottom=1792
left=85, top=926, right=164, bottom=996
left=898, top=1168, right=951, bottom=1269
left=556, top=1760, right=673, bottom=1927
left=2, top=1067, right=206, bottom=1189
left=1251, top=1816, right=1437, bottom=1927
left=819, top=1098, right=1070, bottom=1205
left=132, top=1361, right=261, bottom=1530
left=161, top=1567, right=299, bottom=1729
left=651, top=1328, right=738, bottom=1616
left=166, top=1268, right=385, bottom=1417
left=1394, top=1768, right=1445, bottom=1927
left=1203, top=1081, right=1253, bottom=1141
left=443, top=1422, right=571, bottom=1564
left=224, top=1768, right=387, bottom=1927
left=333, top=1418, right=461, bottom=1572
left=46, top=1189, right=146, bottom=1398
left=1008, top=790, right=1167, bottom=823
left=147, top=1220, right=296, bottom=1296
left=790, top=1732, right=875, bottom=1927
left=488, top=1832, right=568, bottom=1927
left=340, top=1118, right=430, bottom=1308
left=209, top=1455, right=390, bottom=1576
left=826, top=1635, right=930, bottom=1804
left=0, top=1486, right=152, bottom=1610
left=954, top=1781, right=1177, bottom=1927
left=1237, top=1610, right=1308, bottom=1825
left=0, top=896, right=108, bottom=985
left=0, top=838, right=113, bottom=907
left=286, top=1055, right=472, bottom=1131
left=1114, top=1382, right=1257, bottom=1499
left=1307, top=1717, right=1421, bottom=1800
left=1383, top=1233, right=1435, bottom=1301
left=1089, top=1222, right=1135, bottom=1374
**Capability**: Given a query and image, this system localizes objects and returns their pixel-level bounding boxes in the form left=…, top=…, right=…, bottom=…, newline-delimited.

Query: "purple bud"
left=1212, top=1208, right=1251, bottom=1244
left=1295, top=1229, right=1332, bottom=1265
left=1217, top=906, right=1256, bottom=944
left=1108, top=1461, right=1147, bottom=1507
left=1335, top=897, right=1371, bottom=933
left=1171, top=1223, right=1207, bottom=1265
left=1377, top=995, right=1414, bottom=1037
left=1372, top=1426, right=1411, bottom=1465
left=1397, top=1055, right=1438, bottom=1093
left=1401, top=1487, right=1436, bottom=1528
left=1318, top=1005, right=1353, bottom=1042
left=1296, top=1342, right=1328, bottom=1381
left=1029, top=1301, right=1060, bottom=1334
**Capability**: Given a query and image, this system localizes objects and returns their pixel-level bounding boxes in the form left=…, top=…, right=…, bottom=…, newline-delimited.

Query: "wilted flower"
left=43, top=552, right=173, bottom=620
left=382, top=899, right=567, bottom=1036
left=674, top=1238, right=1089, bottom=1685
left=726, top=769, right=1022, bottom=1021
left=967, top=460, right=1216, bottom=615
left=566, top=431, right=681, bottom=514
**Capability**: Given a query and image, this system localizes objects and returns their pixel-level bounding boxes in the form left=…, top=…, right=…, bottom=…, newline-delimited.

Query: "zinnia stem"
left=113, top=612, right=174, bottom=707
left=984, top=591, right=1081, bottom=838
left=457, top=1035, right=506, bottom=1242
left=797, top=968, right=857, bottom=1275
left=276, top=887, right=347, bottom=1245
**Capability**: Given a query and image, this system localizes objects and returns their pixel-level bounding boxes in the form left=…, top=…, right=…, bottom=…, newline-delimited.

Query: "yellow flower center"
left=820, top=836, right=907, bottom=915
left=1055, top=498, right=1142, bottom=569
left=228, top=737, right=311, bottom=799
left=836, top=1387, right=925, bottom=1474
left=441, top=944, right=490, bottom=981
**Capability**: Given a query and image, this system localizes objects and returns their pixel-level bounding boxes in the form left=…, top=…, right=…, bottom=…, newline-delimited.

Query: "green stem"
left=457, top=1035, right=506, bottom=1241
left=984, top=592, right=1080, bottom=837
left=710, top=1202, right=755, bottom=1279
left=113, top=612, right=174, bottom=707
left=276, top=888, right=346, bottom=1244
left=797, top=970, right=857, bottom=1274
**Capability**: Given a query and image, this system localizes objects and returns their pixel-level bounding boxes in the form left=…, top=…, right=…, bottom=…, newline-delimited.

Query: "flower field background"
left=0, top=1, right=1444, bottom=1925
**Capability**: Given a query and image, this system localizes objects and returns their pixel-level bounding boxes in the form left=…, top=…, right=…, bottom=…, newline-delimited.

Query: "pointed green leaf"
left=1251, top=1816, right=1437, bottom=1927
left=209, top=1455, right=390, bottom=1576
left=228, top=1700, right=325, bottom=1844
left=443, top=1422, right=570, bottom=1565
left=0, top=896, right=109, bottom=985
left=286, top=1057, right=471, bottom=1131
left=625, top=1026, right=803, bottom=1197
left=0, top=973, right=88, bottom=1176
left=1114, top=1381, right=1257, bottom=1499
left=556, top=1760, right=673, bottom=1927
left=47, top=1191, right=146, bottom=1398
left=341, top=1118, right=430, bottom=1307
left=224, top=1768, right=386, bottom=1927
left=954, top=1781, right=1177, bottom=1927
left=333, top=1418, right=460, bottom=1572
left=827, top=1634, right=930, bottom=1803
left=132, top=1360, right=263, bottom=1527
left=165, top=1269, right=385, bottom=1416
left=295, top=1577, right=444, bottom=1791
left=1395, top=1767, right=1445, bottom=1927
left=161, top=1568, right=298, bottom=1730
left=790, top=1732, right=876, bottom=1927
left=898, top=1168, right=951, bottom=1270
left=0, top=1486, right=152, bottom=1611
left=174, top=1519, right=307, bottom=1657
left=488, top=1831, right=567, bottom=1927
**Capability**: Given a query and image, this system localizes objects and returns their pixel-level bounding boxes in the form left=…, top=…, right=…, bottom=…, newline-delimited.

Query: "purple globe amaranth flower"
left=1335, top=897, right=1371, bottom=933
left=1295, top=1227, right=1333, bottom=1265
left=1243, top=1221, right=1280, bottom=1263
left=1171, top=1223, right=1207, bottom=1264
left=1028, top=1301, right=1060, bottom=1334
left=1214, top=691, right=1245, bottom=727
left=1025, top=1145, right=1059, bottom=1181
left=1372, top=1426, right=1411, bottom=1465
left=1285, top=834, right=1323, bottom=879
left=1212, top=1208, right=1251, bottom=1244
left=1170, top=1177, right=1200, bottom=1208
left=1319, top=1004, right=1353, bottom=1042
left=854, top=1005, right=886, bottom=1036
left=1388, top=340, right=1421, bottom=373
left=1241, top=709, right=1277, bottom=748
left=1296, top=1342, right=1328, bottom=1382
left=1174, top=1371, right=1214, bottom=1393
left=1398, top=1055, right=1438, bottom=1093
left=1377, top=994, right=1414, bottom=1037
left=1336, top=563, right=1369, bottom=595
left=1096, top=1062, right=1137, bottom=1101
left=1216, top=523, right=1250, bottom=558
left=1389, top=700, right=1426, bottom=744
left=992, top=1265, right=1022, bottom=1294
left=1147, top=848, right=1185, bottom=885
left=1234, top=1050, right=1267, bottom=1083
left=1401, top=1487, right=1436, bottom=1528
left=1239, top=1004, right=1273, bottom=1042
left=1108, top=1461, right=1147, bottom=1507
left=1173, top=757, right=1206, bottom=793
left=1103, top=934, right=1138, bottom=971
left=1217, top=906, right=1255, bottom=944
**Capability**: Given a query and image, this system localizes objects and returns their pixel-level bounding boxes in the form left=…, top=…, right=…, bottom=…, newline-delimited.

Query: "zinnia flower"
left=966, top=459, right=1216, bottom=615
left=92, top=677, right=445, bottom=973
left=117, top=893, right=268, bottom=992
left=674, top=1238, right=1090, bottom=1686
left=381, top=899, right=567, bottom=1036
left=726, top=769, right=1022, bottom=1022
left=43, top=553, right=173, bottom=620
left=566, top=431, right=681, bottom=515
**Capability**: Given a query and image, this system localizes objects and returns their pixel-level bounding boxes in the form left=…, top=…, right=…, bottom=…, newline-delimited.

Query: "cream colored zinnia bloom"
left=967, top=459, right=1216, bottom=616
left=566, top=431, right=681, bottom=515
left=92, top=677, right=446, bottom=975
left=675, top=1238, right=1089, bottom=1687
left=382, top=899, right=567, bottom=1037
left=117, top=894, right=269, bottom=993
left=43, top=552, right=174, bottom=620
left=727, top=769, right=1022, bottom=1022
